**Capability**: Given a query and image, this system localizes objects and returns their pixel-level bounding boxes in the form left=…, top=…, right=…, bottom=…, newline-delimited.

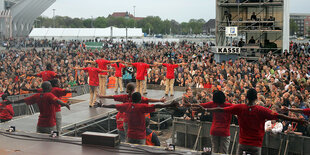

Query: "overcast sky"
left=41, top=0, right=309, bottom=23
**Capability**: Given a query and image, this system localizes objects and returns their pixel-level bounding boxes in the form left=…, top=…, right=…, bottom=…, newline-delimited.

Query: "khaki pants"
left=136, top=80, right=144, bottom=94
left=211, top=135, right=230, bottom=154
left=115, top=77, right=123, bottom=92
left=165, top=78, right=175, bottom=95
left=99, top=75, right=107, bottom=95
left=89, top=86, right=98, bottom=106
left=143, top=76, right=147, bottom=94
left=123, top=122, right=128, bottom=141
left=56, top=111, right=62, bottom=133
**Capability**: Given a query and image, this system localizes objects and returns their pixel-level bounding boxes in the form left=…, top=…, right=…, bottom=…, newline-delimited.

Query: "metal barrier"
left=172, top=118, right=310, bottom=155
left=1, top=85, right=90, bottom=117
left=61, top=111, right=118, bottom=136
left=153, top=97, right=183, bottom=130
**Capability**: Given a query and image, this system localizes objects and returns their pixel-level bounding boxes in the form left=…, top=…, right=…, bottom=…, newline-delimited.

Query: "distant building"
left=203, top=19, right=215, bottom=35
left=0, top=0, right=55, bottom=38
left=290, top=13, right=310, bottom=37
left=110, top=12, right=144, bottom=20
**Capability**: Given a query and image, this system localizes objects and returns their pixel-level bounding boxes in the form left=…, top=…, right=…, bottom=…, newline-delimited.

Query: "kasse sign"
left=216, top=47, right=241, bottom=54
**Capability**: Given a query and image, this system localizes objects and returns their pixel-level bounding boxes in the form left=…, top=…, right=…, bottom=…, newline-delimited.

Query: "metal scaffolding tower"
left=216, top=0, right=289, bottom=54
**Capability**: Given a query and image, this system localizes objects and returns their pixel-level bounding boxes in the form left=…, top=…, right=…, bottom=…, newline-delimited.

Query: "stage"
left=0, top=89, right=184, bottom=134
left=0, top=89, right=190, bottom=154
left=0, top=130, right=199, bottom=155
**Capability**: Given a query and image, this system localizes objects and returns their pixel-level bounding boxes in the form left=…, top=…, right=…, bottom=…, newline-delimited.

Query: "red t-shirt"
left=204, top=83, right=212, bottom=89
left=111, top=63, right=125, bottom=77
left=200, top=102, right=233, bottom=137
left=132, top=63, right=150, bottom=80
left=24, top=93, right=59, bottom=127
left=303, top=109, right=310, bottom=116
left=163, top=63, right=178, bottom=79
left=51, top=87, right=68, bottom=112
left=116, top=112, right=125, bottom=131
left=224, top=104, right=278, bottom=147
left=83, top=67, right=102, bottom=86
left=37, top=70, right=57, bottom=81
left=116, top=103, right=155, bottom=140
left=95, top=59, right=110, bottom=75
left=0, top=101, right=14, bottom=120
left=113, top=94, right=149, bottom=123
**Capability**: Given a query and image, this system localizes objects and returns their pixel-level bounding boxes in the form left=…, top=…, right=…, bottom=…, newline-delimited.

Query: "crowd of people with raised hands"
left=0, top=39, right=309, bottom=154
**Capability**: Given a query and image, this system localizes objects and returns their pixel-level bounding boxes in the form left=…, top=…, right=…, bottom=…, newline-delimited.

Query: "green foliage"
left=35, top=15, right=207, bottom=35
left=290, top=19, right=298, bottom=36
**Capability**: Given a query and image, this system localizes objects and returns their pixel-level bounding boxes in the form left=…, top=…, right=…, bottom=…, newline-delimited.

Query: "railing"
left=3, top=85, right=90, bottom=117
left=172, top=118, right=310, bottom=154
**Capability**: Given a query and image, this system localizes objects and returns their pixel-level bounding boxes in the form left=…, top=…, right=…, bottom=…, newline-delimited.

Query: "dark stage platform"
left=0, top=89, right=183, bottom=134
left=0, top=130, right=199, bottom=155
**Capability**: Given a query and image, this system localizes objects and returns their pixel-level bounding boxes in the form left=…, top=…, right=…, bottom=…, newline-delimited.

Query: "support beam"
left=282, top=0, right=290, bottom=52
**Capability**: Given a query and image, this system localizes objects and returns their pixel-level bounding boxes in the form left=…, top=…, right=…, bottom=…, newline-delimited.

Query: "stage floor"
left=0, top=89, right=183, bottom=133
left=0, top=130, right=199, bottom=155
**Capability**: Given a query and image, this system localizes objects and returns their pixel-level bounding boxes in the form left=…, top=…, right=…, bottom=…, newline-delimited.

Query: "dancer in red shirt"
left=28, top=63, right=63, bottom=81
left=73, top=63, right=110, bottom=107
left=97, top=83, right=166, bottom=139
left=85, top=53, right=120, bottom=96
left=4, top=82, right=70, bottom=134
left=116, top=112, right=125, bottom=142
left=22, top=79, right=77, bottom=133
left=126, top=58, right=156, bottom=94
left=111, top=62, right=125, bottom=93
left=194, top=89, right=306, bottom=155
left=98, top=92, right=178, bottom=144
left=0, top=94, right=14, bottom=122
left=282, top=107, right=310, bottom=116
left=156, top=59, right=187, bottom=96
left=199, top=91, right=233, bottom=154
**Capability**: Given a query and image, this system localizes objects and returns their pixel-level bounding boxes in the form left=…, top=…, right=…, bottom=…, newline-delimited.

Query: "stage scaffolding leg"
left=230, top=131, right=238, bottom=155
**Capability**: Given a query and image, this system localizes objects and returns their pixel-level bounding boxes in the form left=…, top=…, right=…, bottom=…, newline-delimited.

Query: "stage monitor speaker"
left=82, top=132, right=120, bottom=147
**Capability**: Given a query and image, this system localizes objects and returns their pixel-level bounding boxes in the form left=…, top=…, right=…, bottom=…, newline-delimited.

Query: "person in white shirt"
left=265, top=120, right=283, bottom=134
left=265, top=107, right=283, bottom=134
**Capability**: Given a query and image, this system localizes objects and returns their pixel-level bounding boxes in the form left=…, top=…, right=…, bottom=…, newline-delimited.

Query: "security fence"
left=3, top=85, right=90, bottom=117
left=172, top=118, right=309, bottom=155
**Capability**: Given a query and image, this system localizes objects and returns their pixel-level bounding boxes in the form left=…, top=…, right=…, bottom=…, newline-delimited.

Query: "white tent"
left=28, top=27, right=144, bottom=40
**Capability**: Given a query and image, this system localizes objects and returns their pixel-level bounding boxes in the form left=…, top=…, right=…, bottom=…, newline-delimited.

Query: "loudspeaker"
left=82, top=132, right=120, bottom=147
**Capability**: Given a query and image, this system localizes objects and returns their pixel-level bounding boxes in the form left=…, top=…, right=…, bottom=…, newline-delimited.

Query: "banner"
left=85, top=42, right=103, bottom=50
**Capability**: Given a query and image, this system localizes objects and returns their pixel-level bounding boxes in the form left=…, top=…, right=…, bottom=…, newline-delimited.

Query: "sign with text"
left=216, top=46, right=241, bottom=54
left=85, top=42, right=103, bottom=50
left=225, top=27, right=238, bottom=37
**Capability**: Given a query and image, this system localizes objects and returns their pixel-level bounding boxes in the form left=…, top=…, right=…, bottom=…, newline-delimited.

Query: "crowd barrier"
left=172, top=118, right=310, bottom=155
left=2, top=85, right=90, bottom=117
left=5, top=84, right=191, bottom=119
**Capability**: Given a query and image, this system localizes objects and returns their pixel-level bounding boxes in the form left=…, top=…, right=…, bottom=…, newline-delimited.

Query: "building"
left=28, top=27, right=144, bottom=40
left=110, top=12, right=144, bottom=20
left=290, top=13, right=310, bottom=37
left=215, top=0, right=289, bottom=53
left=203, top=19, right=215, bottom=35
left=0, top=0, right=55, bottom=38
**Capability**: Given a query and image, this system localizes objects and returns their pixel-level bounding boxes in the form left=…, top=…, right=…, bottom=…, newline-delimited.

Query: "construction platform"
left=0, top=89, right=183, bottom=135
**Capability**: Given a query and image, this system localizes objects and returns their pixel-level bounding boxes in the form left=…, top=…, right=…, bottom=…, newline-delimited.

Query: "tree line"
left=35, top=16, right=207, bottom=35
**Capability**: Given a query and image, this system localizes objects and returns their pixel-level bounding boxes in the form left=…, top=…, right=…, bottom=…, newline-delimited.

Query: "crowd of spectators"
left=0, top=38, right=309, bottom=136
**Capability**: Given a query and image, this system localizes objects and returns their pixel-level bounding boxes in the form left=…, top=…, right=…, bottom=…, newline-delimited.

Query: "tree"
left=290, top=19, right=298, bottom=36
left=34, top=15, right=209, bottom=35
left=94, top=17, right=107, bottom=28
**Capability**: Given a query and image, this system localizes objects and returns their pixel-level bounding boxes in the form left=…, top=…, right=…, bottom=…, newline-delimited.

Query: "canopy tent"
left=28, top=27, right=143, bottom=40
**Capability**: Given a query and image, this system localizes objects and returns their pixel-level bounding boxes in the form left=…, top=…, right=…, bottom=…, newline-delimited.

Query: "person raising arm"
left=155, top=59, right=187, bottom=96
left=193, top=88, right=307, bottom=155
